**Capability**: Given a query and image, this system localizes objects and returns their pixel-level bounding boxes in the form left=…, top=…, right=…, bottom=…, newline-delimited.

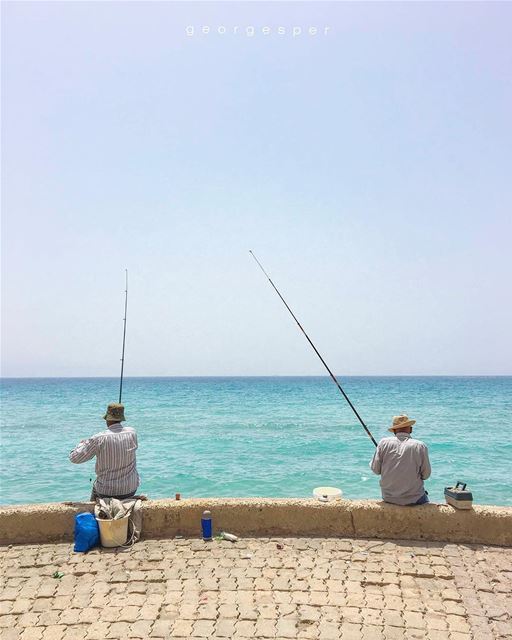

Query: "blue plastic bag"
left=74, top=512, right=100, bottom=552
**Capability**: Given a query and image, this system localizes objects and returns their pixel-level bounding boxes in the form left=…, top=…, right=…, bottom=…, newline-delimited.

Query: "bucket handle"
left=455, top=481, right=467, bottom=490
left=120, top=516, right=138, bottom=549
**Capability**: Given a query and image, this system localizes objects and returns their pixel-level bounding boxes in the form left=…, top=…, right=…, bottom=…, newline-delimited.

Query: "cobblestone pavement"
left=1, top=537, right=511, bottom=640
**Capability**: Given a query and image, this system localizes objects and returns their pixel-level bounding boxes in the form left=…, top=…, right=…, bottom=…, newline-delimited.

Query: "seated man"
left=69, top=402, right=140, bottom=501
left=370, top=415, right=431, bottom=505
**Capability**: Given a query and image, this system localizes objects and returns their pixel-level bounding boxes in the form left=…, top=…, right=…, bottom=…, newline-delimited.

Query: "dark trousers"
left=90, top=486, right=136, bottom=501
left=411, top=491, right=429, bottom=506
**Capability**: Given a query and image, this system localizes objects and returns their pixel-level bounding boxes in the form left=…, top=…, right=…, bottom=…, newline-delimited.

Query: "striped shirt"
left=370, top=433, right=431, bottom=505
left=69, top=423, right=139, bottom=496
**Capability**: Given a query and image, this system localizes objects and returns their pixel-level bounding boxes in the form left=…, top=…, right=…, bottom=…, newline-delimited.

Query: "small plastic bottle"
left=220, top=531, right=238, bottom=542
left=201, top=510, right=212, bottom=541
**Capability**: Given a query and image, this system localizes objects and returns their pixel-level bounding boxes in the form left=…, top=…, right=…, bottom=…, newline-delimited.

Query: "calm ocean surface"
left=1, top=377, right=511, bottom=507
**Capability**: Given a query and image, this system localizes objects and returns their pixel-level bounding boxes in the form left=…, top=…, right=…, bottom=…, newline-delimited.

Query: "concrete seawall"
left=1, top=498, right=511, bottom=546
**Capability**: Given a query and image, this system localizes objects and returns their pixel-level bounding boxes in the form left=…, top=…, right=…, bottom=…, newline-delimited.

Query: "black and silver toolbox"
left=444, top=481, right=473, bottom=509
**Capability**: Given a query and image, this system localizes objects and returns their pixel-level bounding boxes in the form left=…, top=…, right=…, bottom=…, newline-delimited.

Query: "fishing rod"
left=250, top=251, right=377, bottom=447
left=118, top=269, right=128, bottom=403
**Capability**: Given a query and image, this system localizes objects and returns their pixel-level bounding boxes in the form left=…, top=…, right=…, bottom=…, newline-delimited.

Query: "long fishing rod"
left=250, top=251, right=377, bottom=447
left=118, top=269, right=128, bottom=403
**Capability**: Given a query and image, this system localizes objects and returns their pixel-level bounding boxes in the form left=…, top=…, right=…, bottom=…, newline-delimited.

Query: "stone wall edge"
left=0, top=498, right=511, bottom=546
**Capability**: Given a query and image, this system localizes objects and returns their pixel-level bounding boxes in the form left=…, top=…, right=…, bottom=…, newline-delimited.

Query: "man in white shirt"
left=69, top=402, right=140, bottom=501
left=370, top=415, right=431, bottom=506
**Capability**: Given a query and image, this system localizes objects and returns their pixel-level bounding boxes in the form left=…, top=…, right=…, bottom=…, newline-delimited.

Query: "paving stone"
left=275, top=618, right=297, bottom=638
left=445, top=615, right=471, bottom=633
left=408, top=629, right=428, bottom=639
left=106, top=622, right=131, bottom=639
left=35, top=611, right=60, bottom=627
left=57, top=609, right=82, bottom=625
left=191, top=619, right=215, bottom=637
left=10, top=600, right=32, bottom=615
left=424, top=612, right=448, bottom=631
left=83, top=621, right=111, bottom=639
left=117, top=606, right=139, bottom=623
left=19, top=629, right=44, bottom=640
left=340, top=622, right=363, bottom=639
left=138, top=605, right=160, bottom=620
left=383, top=626, right=405, bottom=639
left=148, top=619, right=173, bottom=637
left=403, top=611, right=426, bottom=629
left=449, top=634, right=472, bottom=640
left=197, top=604, right=218, bottom=620
left=361, top=626, right=385, bottom=640
left=382, top=610, right=404, bottom=627
left=61, top=626, right=88, bottom=640
left=0, top=629, right=22, bottom=640
left=16, top=613, right=40, bottom=628
left=254, top=619, right=277, bottom=638
left=215, top=619, right=237, bottom=637
left=0, top=589, right=20, bottom=602
left=127, top=619, right=152, bottom=636
left=40, top=626, right=66, bottom=640
left=234, top=620, right=256, bottom=637
left=492, top=620, right=512, bottom=637
left=318, top=621, right=341, bottom=639
left=217, top=603, right=238, bottom=618
left=171, top=619, right=194, bottom=636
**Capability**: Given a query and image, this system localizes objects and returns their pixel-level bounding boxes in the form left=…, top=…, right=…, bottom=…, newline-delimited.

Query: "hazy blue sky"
left=2, top=1, right=511, bottom=377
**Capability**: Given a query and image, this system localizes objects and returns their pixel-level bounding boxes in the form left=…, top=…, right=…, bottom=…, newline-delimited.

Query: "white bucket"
left=96, top=517, right=129, bottom=547
left=313, top=486, right=343, bottom=502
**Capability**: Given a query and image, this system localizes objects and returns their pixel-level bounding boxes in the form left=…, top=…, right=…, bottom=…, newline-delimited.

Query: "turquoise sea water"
left=1, top=377, right=511, bottom=507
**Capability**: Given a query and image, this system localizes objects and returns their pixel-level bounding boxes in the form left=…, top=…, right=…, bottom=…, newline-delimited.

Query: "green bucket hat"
left=103, top=403, right=126, bottom=422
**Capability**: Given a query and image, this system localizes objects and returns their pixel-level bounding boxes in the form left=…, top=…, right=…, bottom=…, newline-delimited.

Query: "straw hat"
left=103, top=403, right=126, bottom=422
left=389, top=415, right=416, bottom=432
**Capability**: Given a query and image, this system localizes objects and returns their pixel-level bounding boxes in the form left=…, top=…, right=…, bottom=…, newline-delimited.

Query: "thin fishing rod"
left=250, top=251, right=377, bottom=447
left=118, top=269, right=128, bottom=403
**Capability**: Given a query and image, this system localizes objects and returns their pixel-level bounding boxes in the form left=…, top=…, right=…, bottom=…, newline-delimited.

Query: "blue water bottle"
left=201, top=510, right=212, bottom=541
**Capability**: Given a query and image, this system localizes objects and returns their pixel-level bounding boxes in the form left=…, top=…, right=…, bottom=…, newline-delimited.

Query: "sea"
left=1, top=376, right=511, bottom=507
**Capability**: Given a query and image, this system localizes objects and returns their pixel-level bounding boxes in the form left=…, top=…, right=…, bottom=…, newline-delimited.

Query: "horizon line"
left=1, top=374, right=511, bottom=380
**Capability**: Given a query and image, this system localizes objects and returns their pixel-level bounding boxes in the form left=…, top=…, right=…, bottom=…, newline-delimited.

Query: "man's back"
left=94, top=425, right=138, bottom=493
left=70, top=423, right=139, bottom=496
left=370, top=433, right=431, bottom=505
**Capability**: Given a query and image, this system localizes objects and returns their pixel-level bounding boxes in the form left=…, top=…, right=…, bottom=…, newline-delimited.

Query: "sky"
left=1, top=1, right=511, bottom=377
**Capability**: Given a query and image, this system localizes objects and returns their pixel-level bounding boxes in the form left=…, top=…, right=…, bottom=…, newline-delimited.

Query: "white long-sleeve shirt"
left=69, top=423, right=139, bottom=496
left=370, top=433, right=431, bottom=505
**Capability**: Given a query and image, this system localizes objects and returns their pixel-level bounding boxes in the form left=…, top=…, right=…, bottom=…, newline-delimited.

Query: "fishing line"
left=250, top=251, right=377, bottom=447
left=119, top=269, right=128, bottom=403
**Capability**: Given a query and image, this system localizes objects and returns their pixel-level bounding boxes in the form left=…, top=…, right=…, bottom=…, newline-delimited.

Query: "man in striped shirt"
left=69, top=402, right=140, bottom=501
